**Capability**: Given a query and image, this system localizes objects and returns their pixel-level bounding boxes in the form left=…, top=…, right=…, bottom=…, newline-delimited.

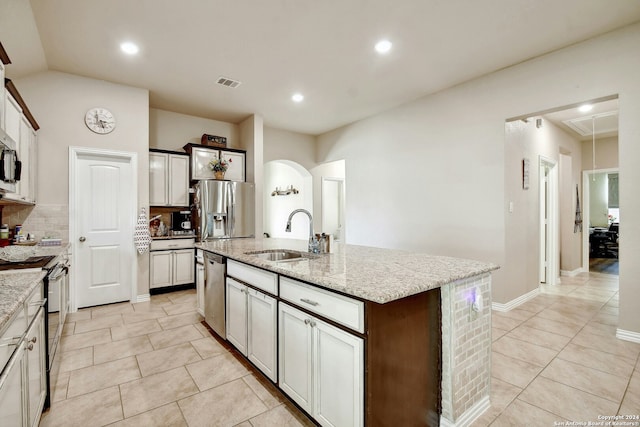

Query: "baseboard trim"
left=440, top=396, right=490, bottom=427
left=135, top=293, right=151, bottom=303
left=560, top=267, right=584, bottom=277
left=616, top=328, right=640, bottom=344
left=492, top=288, right=539, bottom=312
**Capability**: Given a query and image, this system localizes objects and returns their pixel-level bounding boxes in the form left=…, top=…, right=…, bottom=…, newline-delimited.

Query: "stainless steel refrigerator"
left=193, top=180, right=254, bottom=338
left=193, top=180, right=255, bottom=241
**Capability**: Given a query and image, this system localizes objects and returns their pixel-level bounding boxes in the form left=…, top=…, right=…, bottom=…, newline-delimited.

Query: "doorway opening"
left=321, top=177, right=345, bottom=242
left=539, top=157, right=559, bottom=285
left=583, top=169, right=620, bottom=275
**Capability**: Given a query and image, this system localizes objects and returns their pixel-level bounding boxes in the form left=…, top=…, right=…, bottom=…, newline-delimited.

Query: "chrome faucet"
left=285, top=209, right=319, bottom=253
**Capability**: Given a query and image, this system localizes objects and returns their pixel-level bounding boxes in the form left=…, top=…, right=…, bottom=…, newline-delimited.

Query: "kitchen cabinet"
left=279, top=302, right=363, bottom=427
left=195, top=249, right=205, bottom=316
left=149, top=150, right=189, bottom=207
left=183, top=143, right=246, bottom=182
left=150, top=239, right=195, bottom=289
left=2, top=80, right=39, bottom=205
left=0, top=280, right=47, bottom=427
left=13, top=116, right=37, bottom=203
left=225, top=277, right=277, bottom=382
left=0, top=59, right=5, bottom=132
left=4, top=91, right=21, bottom=143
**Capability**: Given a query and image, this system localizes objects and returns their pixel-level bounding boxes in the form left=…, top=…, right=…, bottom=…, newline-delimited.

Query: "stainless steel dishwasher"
left=204, top=252, right=226, bottom=338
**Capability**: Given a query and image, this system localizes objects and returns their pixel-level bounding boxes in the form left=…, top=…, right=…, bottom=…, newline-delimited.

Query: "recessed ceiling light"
left=292, top=93, right=304, bottom=103
left=120, top=42, right=139, bottom=55
left=375, top=39, right=392, bottom=54
left=578, top=104, right=593, bottom=113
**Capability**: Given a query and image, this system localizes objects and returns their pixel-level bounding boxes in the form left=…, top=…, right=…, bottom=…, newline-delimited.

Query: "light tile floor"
left=472, top=271, right=640, bottom=426
left=39, top=272, right=640, bottom=427
left=39, top=289, right=314, bottom=427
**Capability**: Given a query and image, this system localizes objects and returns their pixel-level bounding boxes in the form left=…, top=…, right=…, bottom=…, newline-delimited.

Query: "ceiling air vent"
left=216, top=76, right=241, bottom=89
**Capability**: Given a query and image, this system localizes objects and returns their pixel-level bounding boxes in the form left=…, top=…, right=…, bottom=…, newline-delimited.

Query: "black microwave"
left=0, top=128, right=20, bottom=193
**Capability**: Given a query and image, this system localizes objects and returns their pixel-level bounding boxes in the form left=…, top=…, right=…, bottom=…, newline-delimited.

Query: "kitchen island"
left=197, top=238, right=498, bottom=427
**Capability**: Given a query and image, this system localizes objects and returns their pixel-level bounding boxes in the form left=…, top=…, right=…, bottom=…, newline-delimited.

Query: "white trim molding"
left=616, top=328, right=640, bottom=344
left=440, top=396, right=490, bottom=427
left=492, top=288, right=540, bottom=312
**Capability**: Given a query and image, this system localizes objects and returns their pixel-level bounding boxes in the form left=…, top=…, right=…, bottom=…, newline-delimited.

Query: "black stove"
left=0, top=255, right=56, bottom=271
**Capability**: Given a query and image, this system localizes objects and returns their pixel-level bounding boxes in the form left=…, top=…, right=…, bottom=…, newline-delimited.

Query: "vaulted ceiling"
left=2, top=1, right=640, bottom=135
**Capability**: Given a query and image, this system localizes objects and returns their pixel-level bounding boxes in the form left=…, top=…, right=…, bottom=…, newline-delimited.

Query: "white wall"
left=582, top=136, right=619, bottom=171
left=13, top=70, right=150, bottom=297
left=263, top=161, right=313, bottom=239
left=149, top=108, right=239, bottom=151
left=264, top=126, right=316, bottom=170
left=316, top=23, right=640, bottom=334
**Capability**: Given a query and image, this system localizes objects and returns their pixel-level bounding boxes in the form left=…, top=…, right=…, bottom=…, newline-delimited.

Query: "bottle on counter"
left=0, top=224, right=9, bottom=247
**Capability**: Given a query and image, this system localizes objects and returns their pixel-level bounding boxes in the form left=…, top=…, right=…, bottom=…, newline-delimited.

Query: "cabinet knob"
left=26, top=343, right=34, bottom=351
left=79, top=236, right=86, bottom=242
left=29, top=336, right=37, bottom=344
left=304, top=318, right=311, bottom=325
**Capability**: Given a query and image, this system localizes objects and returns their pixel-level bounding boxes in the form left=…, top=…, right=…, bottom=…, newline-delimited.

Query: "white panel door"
left=313, top=319, right=364, bottom=427
left=226, top=278, right=247, bottom=355
left=247, top=288, right=277, bottom=382
left=74, top=150, right=135, bottom=308
left=279, top=303, right=313, bottom=414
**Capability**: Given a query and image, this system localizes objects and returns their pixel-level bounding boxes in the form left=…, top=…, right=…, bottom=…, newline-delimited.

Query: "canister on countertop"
left=0, top=225, right=8, bottom=239
left=14, top=224, right=22, bottom=237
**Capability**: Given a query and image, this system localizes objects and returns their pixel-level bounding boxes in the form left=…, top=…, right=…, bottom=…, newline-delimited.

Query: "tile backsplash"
left=2, top=204, right=69, bottom=242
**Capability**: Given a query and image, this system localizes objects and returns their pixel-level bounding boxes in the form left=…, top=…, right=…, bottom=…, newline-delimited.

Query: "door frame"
left=69, top=146, right=139, bottom=311
left=539, top=156, right=559, bottom=285
left=582, top=168, right=619, bottom=272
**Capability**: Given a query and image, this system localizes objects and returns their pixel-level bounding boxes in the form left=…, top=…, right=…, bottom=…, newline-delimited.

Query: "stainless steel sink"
left=245, top=249, right=311, bottom=261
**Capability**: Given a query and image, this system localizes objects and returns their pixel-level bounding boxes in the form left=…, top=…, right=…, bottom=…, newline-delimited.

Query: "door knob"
left=79, top=236, right=86, bottom=242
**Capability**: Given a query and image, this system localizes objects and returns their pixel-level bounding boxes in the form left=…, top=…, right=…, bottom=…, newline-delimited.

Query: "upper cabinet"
left=149, top=150, right=190, bottom=207
left=183, top=143, right=246, bottom=182
left=2, top=78, right=40, bottom=205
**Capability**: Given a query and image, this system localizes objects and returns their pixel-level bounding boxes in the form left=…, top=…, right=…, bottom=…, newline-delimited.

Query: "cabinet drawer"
left=150, top=238, right=195, bottom=251
left=280, top=277, right=364, bottom=333
left=0, top=309, right=25, bottom=370
left=227, top=260, right=277, bottom=296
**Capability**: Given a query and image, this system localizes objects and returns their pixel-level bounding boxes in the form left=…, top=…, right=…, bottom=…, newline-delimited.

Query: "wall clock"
left=85, top=107, right=116, bottom=134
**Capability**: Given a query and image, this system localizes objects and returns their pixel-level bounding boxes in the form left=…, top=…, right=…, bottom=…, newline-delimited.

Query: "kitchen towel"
left=134, top=207, right=152, bottom=254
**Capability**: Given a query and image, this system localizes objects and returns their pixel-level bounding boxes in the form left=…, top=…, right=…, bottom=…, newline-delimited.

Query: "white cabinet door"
left=279, top=303, right=313, bottom=414
left=26, top=308, right=46, bottom=427
left=0, top=62, right=5, bottom=132
left=196, top=262, right=205, bottom=316
left=191, top=146, right=218, bottom=180
left=4, top=93, right=21, bottom=143
left=17, top=117, right=31, bottom=202
left=29, top=128, right=37, bottom=203
left=220, top=150, right=245, bottom=182
left=149, top=152, right=168, bottom=206
left=226, top=278, right=247, bottom=355
left=168, top=154, right=189, bottom=206
left=150, top=251, right=173, bottom=289
left=0, top=341, right=26, bottom=427
left=173, top=249, right=194, bottom=285
left=313, top=319, right=364, bottom=427
left=247, top=288, right=277, bottom=382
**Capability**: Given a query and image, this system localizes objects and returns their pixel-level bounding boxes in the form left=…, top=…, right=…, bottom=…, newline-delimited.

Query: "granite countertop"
left=0, top=243, right=69, bottom=332
left=196, top=238, right=499, bottom=304
left=0, top=269, right=47, bottom=332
